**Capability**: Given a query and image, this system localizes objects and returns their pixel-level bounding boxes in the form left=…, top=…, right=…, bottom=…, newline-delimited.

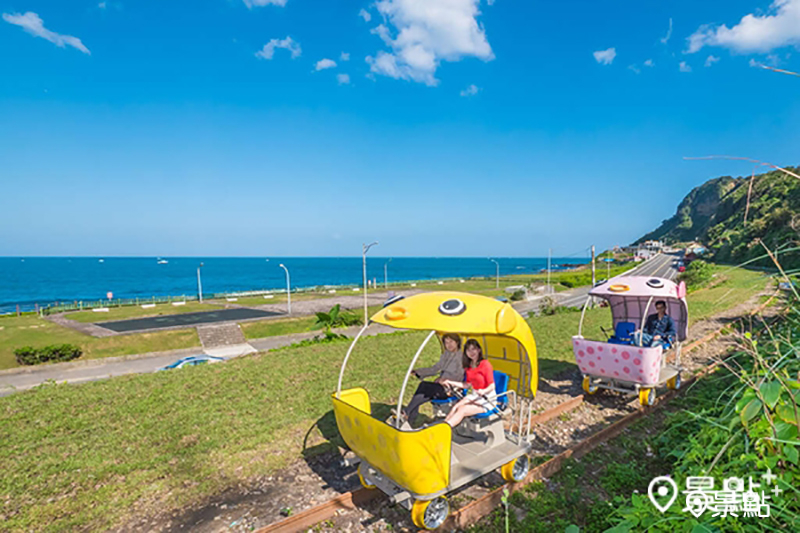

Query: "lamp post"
left=488, top=258, right=499, bottom=289
left=197, top=262, right=204, bottom=303
left=363, top=242, right=379, bottom=324
left=384, top=258, right=392, bottom=289
left=279, top=263, right=291, bottom=315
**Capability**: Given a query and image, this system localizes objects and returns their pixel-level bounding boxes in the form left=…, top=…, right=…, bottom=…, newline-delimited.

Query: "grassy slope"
left=0, top=267, right=770, bottom=531
left=0, top=315, right=199, bottom=370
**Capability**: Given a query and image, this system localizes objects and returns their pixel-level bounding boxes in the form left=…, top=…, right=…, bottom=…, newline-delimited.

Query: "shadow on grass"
left=300, top=402, right=396, bottom=495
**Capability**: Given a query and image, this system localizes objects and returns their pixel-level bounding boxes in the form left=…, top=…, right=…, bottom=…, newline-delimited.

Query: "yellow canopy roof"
left=371, top=291, right=538, bottom=397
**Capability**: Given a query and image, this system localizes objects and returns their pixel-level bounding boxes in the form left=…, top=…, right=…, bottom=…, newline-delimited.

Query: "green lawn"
left=64, top=301, right=225, bottom=323
left=685, top=266, right=773, bottom=325
left=0, top=330, right=442, bottom=532
left=0, top=265, right=774, bottom=531
left=0, top=315, right=200, bottom=370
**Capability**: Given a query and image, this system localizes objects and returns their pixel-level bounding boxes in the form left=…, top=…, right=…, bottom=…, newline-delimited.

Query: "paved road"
left=531, top=252, right=681, bottom=310
left=0, top=324, right=396, bottom=397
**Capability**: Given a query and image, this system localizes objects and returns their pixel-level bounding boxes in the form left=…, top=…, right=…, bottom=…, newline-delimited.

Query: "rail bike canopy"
left=370, top=291, right=538, bottom=398
left=587, top=276, right=689, bottom=342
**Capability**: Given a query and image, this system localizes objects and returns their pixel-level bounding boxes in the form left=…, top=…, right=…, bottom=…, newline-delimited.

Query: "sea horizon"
left=0, top=256, right=589, bottom=313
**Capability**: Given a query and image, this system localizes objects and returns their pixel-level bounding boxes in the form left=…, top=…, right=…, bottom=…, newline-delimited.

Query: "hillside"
left=637, top=166, right=800, bottom=268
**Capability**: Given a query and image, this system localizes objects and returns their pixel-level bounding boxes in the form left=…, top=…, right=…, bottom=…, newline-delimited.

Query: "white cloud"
left=359, top=8, right=372, bottom=22
left=340, top=51, right=350, bottom=61
left=679, top=61, right=692, bottom=72
left=2, top=12, right=90, bottom=54
left=687, top=0, right=800, bottom=54
left=255, top=36, right=301, bottom=59
left=460, top=84, right=480, bottom=96
left=337, top=73, right=351, bottom=84
left=644, top=58, right=654, bottom=67
left=660, top=18, right=673, bottom=44
left=628, top=64, right=641, bottom=74
left=243, top=0, right=288, bottom=7
left=705, top=55, right=720, bottom=67
left=315, top=58, right=337, bottom=70
left=365, top=0, right=494, bottom=86
left=593, top=47, right=616, bottom=65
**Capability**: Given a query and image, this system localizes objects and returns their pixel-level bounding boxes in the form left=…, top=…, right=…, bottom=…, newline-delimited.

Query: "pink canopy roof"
left=588, top=276, right=689, bottom=342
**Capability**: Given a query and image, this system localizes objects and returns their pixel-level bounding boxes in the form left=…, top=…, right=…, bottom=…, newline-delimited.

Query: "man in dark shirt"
left=636, top=300, right=677, bottom=348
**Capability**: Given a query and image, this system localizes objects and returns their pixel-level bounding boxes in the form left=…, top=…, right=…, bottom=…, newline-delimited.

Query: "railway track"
left=255, top=291, right=780, bottom=533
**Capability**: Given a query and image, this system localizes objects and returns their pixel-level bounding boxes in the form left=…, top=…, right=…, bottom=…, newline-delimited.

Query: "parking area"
left=99, top=308, right=282, bottom=333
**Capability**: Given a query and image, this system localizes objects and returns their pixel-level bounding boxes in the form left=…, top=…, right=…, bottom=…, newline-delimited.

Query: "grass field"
left=64, top=301, right=225, bottom=323
left=0, top=315, right=200, bottom=370
left=0, top=266, right=773, bottom=531
left=686, top=265, right=773, bottom=324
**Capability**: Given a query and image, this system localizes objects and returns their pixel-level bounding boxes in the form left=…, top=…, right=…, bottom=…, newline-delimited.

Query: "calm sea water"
left=0, top=257, right=587, bottom=313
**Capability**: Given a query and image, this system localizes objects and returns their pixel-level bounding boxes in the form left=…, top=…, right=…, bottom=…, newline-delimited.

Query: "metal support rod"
left=384, top=258, right=392, bottom=289
left=577, top=295, right=591, bottom=337
left=336, top=324, right=370, bottom=397
left=396, top=330, right=437, bottom=428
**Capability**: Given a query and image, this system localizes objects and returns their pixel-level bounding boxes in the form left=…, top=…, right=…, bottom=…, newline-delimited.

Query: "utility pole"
left=547, top=248, right=552, bottom=294
left=363, top=242, right=379, bottom=324
left=488, top=258, right=499, bottom=289
left=279, top=264, right=291, bottom=315
left=197, top=262, right=204, bottom=303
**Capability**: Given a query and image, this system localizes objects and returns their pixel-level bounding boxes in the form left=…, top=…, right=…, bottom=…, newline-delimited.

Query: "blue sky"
left=2, top=0, right=799, bottom=257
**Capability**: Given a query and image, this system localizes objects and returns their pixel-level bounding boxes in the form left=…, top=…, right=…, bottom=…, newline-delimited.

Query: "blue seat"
left=608, top=321, right=636, bottom=345
left=472, top=371, right=509, bottom=420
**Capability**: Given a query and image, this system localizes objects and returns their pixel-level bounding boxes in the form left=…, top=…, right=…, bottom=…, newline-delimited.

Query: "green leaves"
left=741, top=398, right=763, bottom=425
left=760, top=380, right=782, bottom=409
left=777, top=404, right=798, bottom=424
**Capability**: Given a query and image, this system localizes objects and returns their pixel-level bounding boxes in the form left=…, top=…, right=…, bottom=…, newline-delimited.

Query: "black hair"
left=655, top=300, right=667, bottom=309
left=462, top=339, right=485, bottom=369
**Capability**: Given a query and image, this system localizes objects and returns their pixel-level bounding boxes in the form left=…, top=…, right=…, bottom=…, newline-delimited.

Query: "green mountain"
left=637, top=166, right=800, bottom=268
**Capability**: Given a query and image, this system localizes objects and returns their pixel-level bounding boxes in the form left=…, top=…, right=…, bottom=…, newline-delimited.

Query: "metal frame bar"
left=336, top=324, right=370, bottom=398
left=395, top=330, right=437, bottom=428
left=577, top=296, right=591, bottom=337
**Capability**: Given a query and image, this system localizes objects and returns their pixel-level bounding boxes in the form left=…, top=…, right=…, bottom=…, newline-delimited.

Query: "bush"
left=14, top=344, right=82, bottom=365
left=510, top=289, right=526, bottom=301
left=679, top=259, right=713, bottom=290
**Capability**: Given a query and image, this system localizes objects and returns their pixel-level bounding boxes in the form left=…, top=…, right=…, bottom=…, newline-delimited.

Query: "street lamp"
left=488, top=258, right=499, bottom=289
left=197, top=262, right=204, bottom=303
left=279, top=263, right=291, bottom=315
left=363, top=241, right=379, bottom=324
left=384, top=258, right=392, bottom=289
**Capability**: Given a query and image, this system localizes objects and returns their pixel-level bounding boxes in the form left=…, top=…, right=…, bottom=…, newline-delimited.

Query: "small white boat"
left=98, top=259, right=105, bottom=263
left=157, top=258, right=168, bottom=264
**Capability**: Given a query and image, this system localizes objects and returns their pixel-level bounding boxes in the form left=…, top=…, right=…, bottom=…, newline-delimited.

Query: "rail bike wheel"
left=500, top=454, right=530, bottom=483
left=411, top=497, right=449, bottom=530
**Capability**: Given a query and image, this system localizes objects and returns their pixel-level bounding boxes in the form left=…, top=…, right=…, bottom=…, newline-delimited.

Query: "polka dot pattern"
left=572, top=337, right=663, bottom=385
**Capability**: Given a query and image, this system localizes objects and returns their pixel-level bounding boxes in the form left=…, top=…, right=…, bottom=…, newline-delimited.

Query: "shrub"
left=510, top=289, right=526, bottom=301
left=14, top=344, right=82, bottom=365
left=679, top=259, right=713, bottom=290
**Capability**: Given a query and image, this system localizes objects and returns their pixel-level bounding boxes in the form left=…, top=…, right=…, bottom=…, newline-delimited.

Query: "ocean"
left=0, top=257, right=588, bottom=313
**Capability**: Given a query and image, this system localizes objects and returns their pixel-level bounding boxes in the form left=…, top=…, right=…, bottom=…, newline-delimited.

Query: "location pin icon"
left=648, top=475, right=678, bottom=513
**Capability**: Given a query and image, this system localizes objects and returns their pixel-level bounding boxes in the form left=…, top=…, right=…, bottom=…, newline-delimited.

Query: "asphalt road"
left=545, top=252, right=681, bottom=309
left=100, top=308, right=281, bottom=333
